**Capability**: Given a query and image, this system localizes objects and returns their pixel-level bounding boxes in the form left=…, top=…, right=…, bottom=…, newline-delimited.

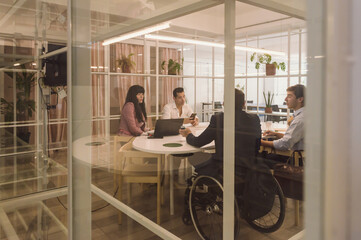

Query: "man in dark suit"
left=179, top=89, right=261, bottom=177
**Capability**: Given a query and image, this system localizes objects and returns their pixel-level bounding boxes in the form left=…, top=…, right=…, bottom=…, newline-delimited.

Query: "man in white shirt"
left=262, top=84, right=305, bottom=151
left=162, top=87, right=199, bottom=126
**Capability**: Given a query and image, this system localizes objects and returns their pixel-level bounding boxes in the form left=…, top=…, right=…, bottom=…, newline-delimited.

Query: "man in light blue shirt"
left=261, top=84, right=305, bottom=151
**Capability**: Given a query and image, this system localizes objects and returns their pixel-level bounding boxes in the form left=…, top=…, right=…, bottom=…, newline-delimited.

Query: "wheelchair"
left=182, top=163, right=285, bottom=240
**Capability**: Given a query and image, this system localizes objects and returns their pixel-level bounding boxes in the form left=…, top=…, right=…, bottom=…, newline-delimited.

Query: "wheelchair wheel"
left=189, top=175, right=240, bottom=240
left=245, top=178, right=285, bottom=233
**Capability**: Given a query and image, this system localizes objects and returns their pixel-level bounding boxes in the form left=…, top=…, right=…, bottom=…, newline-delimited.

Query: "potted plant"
left=263, top=91, right=274, bottom=113
left=161, top=58, right=183, bottom=75
left=116, top=53, right=136, bottom=73
left=250, top=53, right=286, bottom=76
left=0, top=65, right=36, bottom=143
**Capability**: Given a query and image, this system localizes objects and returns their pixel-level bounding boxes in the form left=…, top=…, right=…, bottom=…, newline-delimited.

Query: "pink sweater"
left=118, top=102, right=145, bottom=136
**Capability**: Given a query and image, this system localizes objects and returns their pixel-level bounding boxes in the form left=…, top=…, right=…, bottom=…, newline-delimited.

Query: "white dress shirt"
left=273, top=107, right=304, bottom=151
left=162, top=102, right=194, bottom=119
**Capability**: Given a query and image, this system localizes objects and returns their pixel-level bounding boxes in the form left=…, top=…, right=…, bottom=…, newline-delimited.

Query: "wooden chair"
left=113, top=136, right=165, bottom=224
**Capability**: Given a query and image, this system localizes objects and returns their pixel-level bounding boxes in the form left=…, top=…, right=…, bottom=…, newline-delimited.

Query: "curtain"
left=49, top=42, right=106, bottom=143
left=91, top=43, right=106, bottom=136
left=111, top=43, right=153, bottom=128
left=160, top=48, right=183, bottom=109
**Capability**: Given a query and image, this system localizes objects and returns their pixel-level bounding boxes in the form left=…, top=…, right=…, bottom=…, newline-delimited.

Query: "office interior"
left=0, top=0, right=360, bottom=239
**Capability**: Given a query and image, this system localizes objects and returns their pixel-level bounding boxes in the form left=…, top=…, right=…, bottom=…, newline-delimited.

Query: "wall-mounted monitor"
left=44, top=44, right=67, bottom=86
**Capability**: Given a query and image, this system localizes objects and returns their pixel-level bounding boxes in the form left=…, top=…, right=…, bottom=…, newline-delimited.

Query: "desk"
left=246, top=104, right=289, bottom=110
left=132, top=122, right=213, bottom=215
left=73, top=136, right=115, bottom=170
left=201, top=102, right=223, bottom=122
left=247, top=110, right=288, bottom=117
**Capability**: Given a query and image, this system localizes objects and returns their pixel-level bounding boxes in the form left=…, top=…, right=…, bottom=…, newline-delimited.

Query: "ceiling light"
left=145, top=34, right=285, bottom=56
left=102, top=22, right=170, bottom=46
left=234, top=46, right=285, bottom=56
left=13, top=63, right=20, bottom=66
left=145, top=34, right=224, bottom=48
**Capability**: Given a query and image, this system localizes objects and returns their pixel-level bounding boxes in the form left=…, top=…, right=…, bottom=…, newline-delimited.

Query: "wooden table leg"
left=169, top=155, right=174, bottom=215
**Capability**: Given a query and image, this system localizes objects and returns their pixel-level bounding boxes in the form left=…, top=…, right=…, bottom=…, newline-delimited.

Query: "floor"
left=0, top=149, right=304, bottom=240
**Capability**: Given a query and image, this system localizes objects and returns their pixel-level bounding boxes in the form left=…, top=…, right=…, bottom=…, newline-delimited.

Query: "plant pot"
left=265, top=107, right=273, bottom=113
left=266, top=64, right=276, bottom=76
left=122, top=65, right=131, bottom=73
left=168, top=69, right=177, bottom=75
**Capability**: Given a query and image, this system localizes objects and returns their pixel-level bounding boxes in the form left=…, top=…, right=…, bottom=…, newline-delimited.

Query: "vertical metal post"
left=104, top=44, right=110, bottom=137
left=155, top=39, right=159, bottom=120
left=305, top=0, right=326, bottom=238
left=68, top=0, right=92, bottom=238
left=287, top=28, right=291, bottom=87
left=287, top=28, right=291, bottom=118
left=256, top=36, right=259, bottom=113
left=245, top=34, right=248, bottom=108
left=211, top=46, right=215, bottom=121
left=194, top=44, right=197, bottom=112
left=298, top=29, right=302, bottom=84
left=223, top=0, right=235, bottom=239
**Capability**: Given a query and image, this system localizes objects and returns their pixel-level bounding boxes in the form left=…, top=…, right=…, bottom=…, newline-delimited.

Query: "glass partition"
left=0, top=0, right=316, bottom=239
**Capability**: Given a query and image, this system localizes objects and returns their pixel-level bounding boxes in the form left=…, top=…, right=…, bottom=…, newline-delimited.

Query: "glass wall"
left=0, top=0, right=328, bottom=239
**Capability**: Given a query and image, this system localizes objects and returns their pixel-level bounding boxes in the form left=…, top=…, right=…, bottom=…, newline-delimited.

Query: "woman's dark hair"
left=124, top=85, right=147, bottom=123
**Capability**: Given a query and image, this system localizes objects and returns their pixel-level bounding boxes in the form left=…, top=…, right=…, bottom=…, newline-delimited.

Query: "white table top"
left=72, top=135, right=114, bottom=169
left=132, top=122, right=214, bottom=155
left=247, top=110, right=289, bottom=117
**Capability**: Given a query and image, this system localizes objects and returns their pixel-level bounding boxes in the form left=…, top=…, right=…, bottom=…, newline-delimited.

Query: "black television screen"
left=44, top=44, right=67, bottom=86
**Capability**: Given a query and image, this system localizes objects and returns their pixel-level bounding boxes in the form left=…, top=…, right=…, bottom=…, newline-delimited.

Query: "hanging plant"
left=250, top=53, right=286, bottom=76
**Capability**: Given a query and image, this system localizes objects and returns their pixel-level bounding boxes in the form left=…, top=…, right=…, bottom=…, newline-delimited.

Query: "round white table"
left=72, top=135, right=118, bottom=171
left=132, top=122, right=214, bottom=215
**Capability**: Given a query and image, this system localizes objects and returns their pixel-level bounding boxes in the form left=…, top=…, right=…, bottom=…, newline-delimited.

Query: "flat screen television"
left=44, top=44, right=67, bottom=86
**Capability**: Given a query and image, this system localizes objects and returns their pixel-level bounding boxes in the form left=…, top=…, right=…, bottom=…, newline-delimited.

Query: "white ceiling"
left=0, top=0, right=305, bottom=68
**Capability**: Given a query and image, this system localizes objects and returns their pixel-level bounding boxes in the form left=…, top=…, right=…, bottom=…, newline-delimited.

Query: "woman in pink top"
left=118, top=85, right=148, bottom=136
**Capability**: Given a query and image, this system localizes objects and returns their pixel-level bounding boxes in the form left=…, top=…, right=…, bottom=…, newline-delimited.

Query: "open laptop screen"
left=153, top=119, right=184, bottom=138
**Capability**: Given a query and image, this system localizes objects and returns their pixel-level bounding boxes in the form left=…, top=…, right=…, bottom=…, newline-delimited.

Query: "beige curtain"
left=48, top=43, right=183, bottom=141
left=91, top=43, right=106, bottom=136
left=111, top=43, right=153, bottom=128
left=49, top=43, right=106, bottom=143
left=92, top=75, right=106, bottom=136
left=160, top=48, right=183, bottom=109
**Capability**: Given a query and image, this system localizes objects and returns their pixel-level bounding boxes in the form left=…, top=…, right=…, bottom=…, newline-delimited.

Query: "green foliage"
left=250, top=52, right=286, bottom=72
left=263, top=91, right=274, bottom=108
left=0, top=65, right=36, bottom=123
left=161, top=58, right=183, bottom=75
left=117, top=53, right=136, bottom=73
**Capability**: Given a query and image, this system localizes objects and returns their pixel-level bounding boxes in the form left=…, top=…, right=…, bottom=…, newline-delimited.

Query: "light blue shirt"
left=273, top=107, right=304, bottom=151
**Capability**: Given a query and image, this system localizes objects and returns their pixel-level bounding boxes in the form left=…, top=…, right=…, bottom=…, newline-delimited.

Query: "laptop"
left=149, top=119, right=184, bottom=138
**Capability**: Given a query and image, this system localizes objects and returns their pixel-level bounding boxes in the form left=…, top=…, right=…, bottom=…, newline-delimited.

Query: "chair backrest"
left=113, top=135, right=134, bottom=166
left=119, top=137, right=134, bottom=152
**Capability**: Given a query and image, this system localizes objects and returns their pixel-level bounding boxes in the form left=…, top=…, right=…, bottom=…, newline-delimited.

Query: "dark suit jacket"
left=186, top=110, right=261, bottom=167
